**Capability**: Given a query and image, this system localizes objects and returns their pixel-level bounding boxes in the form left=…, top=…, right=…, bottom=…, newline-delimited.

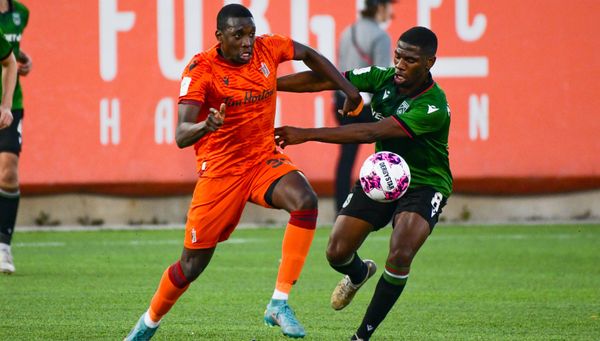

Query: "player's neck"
left=397, top=74, right=433, bottom=98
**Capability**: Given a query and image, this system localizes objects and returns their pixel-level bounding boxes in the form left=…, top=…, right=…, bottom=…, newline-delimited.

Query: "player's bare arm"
left=175, top=103, right=226, bottom=148
left=16, top=50, right=32, bottom=76
left=277, top=71, right=337, bottom=92
left=291, top=41, right=362, bottom=115
left=0, top=51, right=17, bottom=129
left=275, top=116, right=410, bottom=149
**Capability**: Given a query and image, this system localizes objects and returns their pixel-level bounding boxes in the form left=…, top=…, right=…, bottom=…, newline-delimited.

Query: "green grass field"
left=1, top=224, right=599, bottom=340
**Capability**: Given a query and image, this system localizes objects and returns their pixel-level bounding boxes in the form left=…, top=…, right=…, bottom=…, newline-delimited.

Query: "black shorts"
left=339, top=181, right=448, bottom=231
left=0, top=109, right=23, bottom=155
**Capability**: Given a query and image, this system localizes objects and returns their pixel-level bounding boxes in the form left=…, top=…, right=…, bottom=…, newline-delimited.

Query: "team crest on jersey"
left=260, top=62, right=270, bottom=77
left=223, top=76, right=229, bottom=86
left=12, top=13, right=21, bottom=26
left=396, top=100, right=410, bottom=115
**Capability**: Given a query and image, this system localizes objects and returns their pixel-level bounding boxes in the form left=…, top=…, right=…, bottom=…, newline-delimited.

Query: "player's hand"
left=338, top=96, right=363, bottom=117
left=17, top=51, right=32, bottom=76
left=205, top=103, right=226, bottom=132
left=0, top=106, right=13, bottom=130
left=274, top=126, right=306, bottom=149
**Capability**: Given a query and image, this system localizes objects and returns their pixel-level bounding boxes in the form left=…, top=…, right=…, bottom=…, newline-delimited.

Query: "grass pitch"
left=1, top=224, right=599, bottom=340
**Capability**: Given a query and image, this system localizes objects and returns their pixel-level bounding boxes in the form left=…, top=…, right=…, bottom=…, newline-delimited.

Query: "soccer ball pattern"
left=359, top=151, right=411, bottom=202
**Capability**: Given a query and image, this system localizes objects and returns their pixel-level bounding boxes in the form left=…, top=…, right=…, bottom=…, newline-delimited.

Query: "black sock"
left=355, top=274, right=407, bottom=340
left=330, top=252, right=367, bottom=285
left=0, top=189, right=20, bottom=245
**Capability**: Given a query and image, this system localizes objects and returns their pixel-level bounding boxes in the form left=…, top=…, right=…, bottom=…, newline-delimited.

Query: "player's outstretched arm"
left=0, top=51, right=17, bottom=129
left=277, top=71, right=336, bottom=93
left=175, top=103, right=225, bottom=148
left=275, top=117, right=410, bottom=149
left=291, top=41, right=362, bottom=115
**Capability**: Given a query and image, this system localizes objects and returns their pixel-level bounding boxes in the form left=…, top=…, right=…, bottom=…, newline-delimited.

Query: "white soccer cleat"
left=331, top=259, right=377, bottom=310
left=0, top=243, right=15, bottom=274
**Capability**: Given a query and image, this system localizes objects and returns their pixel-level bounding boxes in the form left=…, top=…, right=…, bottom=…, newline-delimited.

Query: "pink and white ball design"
left=359, top=151, right=411, bottom=202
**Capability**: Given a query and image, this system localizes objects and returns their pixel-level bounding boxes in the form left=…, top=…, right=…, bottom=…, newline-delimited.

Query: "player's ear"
left=426, top=56, right=436, bottom=70
left=215, top=30, right=223, bottom=43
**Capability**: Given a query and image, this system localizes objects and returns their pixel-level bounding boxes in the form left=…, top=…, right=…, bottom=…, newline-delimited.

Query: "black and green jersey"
left=0, top=0, right=29, bottom=110
left=346, top=66, right=453, bottom=197
left=0, top=27, right=11, bottom=60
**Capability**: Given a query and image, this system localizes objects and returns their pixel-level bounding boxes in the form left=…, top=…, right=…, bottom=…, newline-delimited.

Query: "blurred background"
left=15, top=0, right=600, bottom=226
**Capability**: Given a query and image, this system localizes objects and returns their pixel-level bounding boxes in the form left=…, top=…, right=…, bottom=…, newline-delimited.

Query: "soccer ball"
left=359, top=151, right=411, bottom=202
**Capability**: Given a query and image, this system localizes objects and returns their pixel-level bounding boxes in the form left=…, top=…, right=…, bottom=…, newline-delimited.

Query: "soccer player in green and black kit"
left=0, top=0, right=30, bottom=274
left=275, top=27, right=452, bottom=340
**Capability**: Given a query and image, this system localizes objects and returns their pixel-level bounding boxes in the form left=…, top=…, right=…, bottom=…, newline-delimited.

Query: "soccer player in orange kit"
left=124, top=4, right=362, bottom=340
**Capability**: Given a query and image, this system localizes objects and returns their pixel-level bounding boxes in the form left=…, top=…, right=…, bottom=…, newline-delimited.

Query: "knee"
left=387, top=247, right=416, bottom=267
left=0, top=163, right=19, bottom=190
left=293, top=189, right=318, bottom=211
left=179, top=257, right=208, bottom=282
left=326, top=238, right=353, bottom=265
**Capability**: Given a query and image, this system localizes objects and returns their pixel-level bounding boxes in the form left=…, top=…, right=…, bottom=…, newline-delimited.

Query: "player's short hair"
left=217, top=4, right=253, bottom=31
left=399, top=26, right=438, bottom=57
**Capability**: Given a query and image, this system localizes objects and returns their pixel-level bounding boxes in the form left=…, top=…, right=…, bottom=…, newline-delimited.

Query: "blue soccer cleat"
left=124, top=313, right=159, bottom=341
left=264, top=299, right=306, bottom=338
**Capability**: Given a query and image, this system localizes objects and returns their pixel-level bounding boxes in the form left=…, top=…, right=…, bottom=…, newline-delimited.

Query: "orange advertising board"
left=17, top=1, right=600, bottom=195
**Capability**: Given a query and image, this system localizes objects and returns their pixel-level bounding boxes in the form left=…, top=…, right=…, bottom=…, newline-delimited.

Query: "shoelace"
left=339, top=276, right=358, bottom=295
left=277, top=304, right=298, bottom=325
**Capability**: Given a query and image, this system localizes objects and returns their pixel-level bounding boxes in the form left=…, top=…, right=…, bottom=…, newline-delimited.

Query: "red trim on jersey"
left=392, top=116, right=414, bottom=139
left=411, top=81, right=435, bottom=99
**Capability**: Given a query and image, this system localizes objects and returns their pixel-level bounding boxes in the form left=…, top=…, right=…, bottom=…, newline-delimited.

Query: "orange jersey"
left=178, top=34, right=295, bottom=177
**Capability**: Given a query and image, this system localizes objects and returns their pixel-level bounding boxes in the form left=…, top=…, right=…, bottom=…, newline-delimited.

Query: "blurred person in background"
left=0, top=0, right=30, bottom=274
left=333, top=0, right=395, bottom=214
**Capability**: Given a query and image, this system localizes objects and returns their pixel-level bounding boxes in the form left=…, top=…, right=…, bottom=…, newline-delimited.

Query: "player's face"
left=216, top=17, right=256, bottom=64
left=393, top=40, right=435, bottom=89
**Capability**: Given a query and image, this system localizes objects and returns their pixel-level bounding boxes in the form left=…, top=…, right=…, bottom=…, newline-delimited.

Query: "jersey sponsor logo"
left=260, top=62, right=270, bottom=77
left=382, top=89, right=391, bottom=100
left=3, top=33, right=22, bottom=43
left=352, top=66, right=372, bottom=75
left=396, top=100, right=410, bottom=115
left=372, top=111, right=385, bottom=121
left=179, top=77, right=192, bottom=96
left=223, top=88, right=274, bottom=107
left=427, top=104, right=439, bottom=114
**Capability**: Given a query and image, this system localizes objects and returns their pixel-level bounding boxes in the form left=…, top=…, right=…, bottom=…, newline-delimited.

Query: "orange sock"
left=275, top=209, right=318, bottom=294
left=148, top=262, right=190, bottom=322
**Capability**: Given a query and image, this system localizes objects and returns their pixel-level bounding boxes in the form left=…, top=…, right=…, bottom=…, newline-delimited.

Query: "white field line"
left=12, top=233, right=596, bottom=248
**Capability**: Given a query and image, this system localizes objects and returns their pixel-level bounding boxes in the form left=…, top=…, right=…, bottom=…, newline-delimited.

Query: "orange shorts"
left=184, top=152, right=300, bottom=249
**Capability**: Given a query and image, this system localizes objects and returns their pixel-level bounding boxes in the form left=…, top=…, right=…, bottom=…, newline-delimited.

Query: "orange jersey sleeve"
left=177, top=35, right=295, bottom=178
